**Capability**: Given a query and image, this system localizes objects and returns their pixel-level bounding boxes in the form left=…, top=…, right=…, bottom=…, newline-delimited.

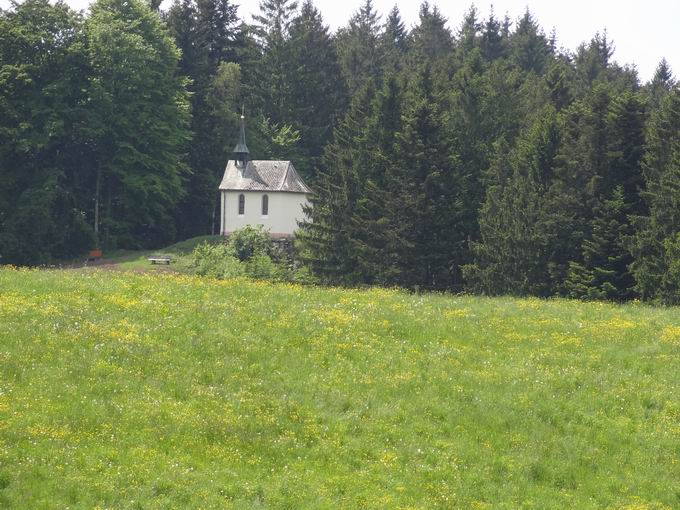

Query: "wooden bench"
left=148, top=255, right=172, bottom=265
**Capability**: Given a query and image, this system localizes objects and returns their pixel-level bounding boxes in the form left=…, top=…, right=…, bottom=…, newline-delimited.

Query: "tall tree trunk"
left=94, top=165, right=102, bottom=247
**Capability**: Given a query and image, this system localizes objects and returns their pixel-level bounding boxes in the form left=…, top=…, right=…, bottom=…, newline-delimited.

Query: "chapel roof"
left=218, top=160, right=311, bottom=193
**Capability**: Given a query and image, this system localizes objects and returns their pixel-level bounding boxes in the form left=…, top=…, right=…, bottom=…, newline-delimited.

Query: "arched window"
left=238, top=194, right=245, bottom=215
left=262, top=194, right=269, bottom=216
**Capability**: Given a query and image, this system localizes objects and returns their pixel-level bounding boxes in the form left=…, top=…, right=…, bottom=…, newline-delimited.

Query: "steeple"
left=233, top=106, right=249, bottom=167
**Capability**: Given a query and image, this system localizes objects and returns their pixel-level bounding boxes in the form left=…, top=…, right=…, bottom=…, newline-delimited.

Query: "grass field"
left=75, top=235, right=224, bottom=271
left=1, top=268, right=680, bottom=508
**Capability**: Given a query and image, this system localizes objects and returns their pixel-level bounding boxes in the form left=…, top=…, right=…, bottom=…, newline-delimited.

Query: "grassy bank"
left=1, top=268, right=679, bottom=508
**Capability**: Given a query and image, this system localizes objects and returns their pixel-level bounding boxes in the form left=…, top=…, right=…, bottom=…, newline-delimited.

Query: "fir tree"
left=297, top=83, right=376, bottom=284
left=464, top=110, right=560, bottom=296
left=379, top=6, right=408, bottom=75
left=409, top=2, right=453, bottom=65
left=509, top=9, right=551, bottom=75
left=480, top=6, right=505, bottom=62
left=647, top=58, right=676, bottom=110
left=286, top=0, right=346, bottom=180
left=629, top=89, right=680, bottom=303
left=391, top=65, right=468, bottom=289
left=565, top=187, right=636, bottom=300
left=335, top=0, right=382, bottom=97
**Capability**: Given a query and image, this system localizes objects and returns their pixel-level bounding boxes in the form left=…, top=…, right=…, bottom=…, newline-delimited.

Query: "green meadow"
left=1, top=268, right=679, bottom=509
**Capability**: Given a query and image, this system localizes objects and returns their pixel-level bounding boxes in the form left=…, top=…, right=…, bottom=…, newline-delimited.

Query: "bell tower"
left=233, top=106, right=249, bottom=169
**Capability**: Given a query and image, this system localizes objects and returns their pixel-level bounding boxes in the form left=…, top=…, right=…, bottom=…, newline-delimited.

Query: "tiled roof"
left=218, top=160, right=311, bottom=193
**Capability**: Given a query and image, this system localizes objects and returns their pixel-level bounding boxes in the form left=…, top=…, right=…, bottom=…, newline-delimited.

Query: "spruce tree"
left=629, top=89, right=680, bottom=303
left=251, top=0, right=298, bottom=125
left=252, top=0, right=298, bottom=43
left=605, top=91, right=646, bottom=214
left=509, top=9, right=551, bottom=75
left=544, top=59, right=575, bottom=112
left=390, top=65, right=468, bottom=289
left=166, top=0, right=241, bottom=238
left=463, top=110, right=560, bottom=296
left=380, top=5, right=408, bottom=74
left=409, top=2, right=453, bottom=65
left=335, top=0, right=382, bottom=97
left=480, top=7, right=505, bottom=62
left=565, top=187, right=636, bottom=300
left=547, top=85, right=614, bottom=289
left=349, top=75, right=404, bottom=284
left=297, top=83, right=376, bottom=284
left=286, top=0, right=346, bottom=180
left=647, top=58, right=676, bottom=110
left=455, top=5, right=480, bottom=60
left=196, top=0, right=239, bottom=66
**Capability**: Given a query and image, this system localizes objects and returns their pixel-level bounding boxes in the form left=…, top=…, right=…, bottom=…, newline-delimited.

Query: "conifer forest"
left=2, top=0, right=680, bottom=303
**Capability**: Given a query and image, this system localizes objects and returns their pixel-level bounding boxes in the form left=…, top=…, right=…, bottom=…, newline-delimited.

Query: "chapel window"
left=238, top=194, right=245, bottom=215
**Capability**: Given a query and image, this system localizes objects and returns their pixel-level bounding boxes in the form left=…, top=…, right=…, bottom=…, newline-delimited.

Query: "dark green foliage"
left=409, top=2, right=453, bottom=65
left=380, top=5, right=408, bottom=73
left=565, top=187, right=636, bottom=300
left=87, top=0, right=191, bottom=248
left=166, top=0, right=240, bottom=239
left=251, top=0, right=297, bottom=126
left=509, top=10, right=551, bottom=75
left=283, top=0, right=346, bottom=179
left=464, top=111, right=560, bottom=296
left=606, top=91, right=646, bottom=214
left=647, top=58, right=675, bottom=110
left=335, top=0, right=383, bottom=97
left=252, top=0, right=298, bottom=43
left=4, top=0, right=680, bottom=305
left=0, top=0, right=96, bottom=264
left=226, top=224, right=274, bottom=261
left=574, top=32, right=614, bottom=88
left=629, top=89, right=680, bottom=303
left=456, top=5, right=480, bottom=59
left=297, top=83, right=376, bottom=285
left=389, top=66, right=469, bottom=289
left=480, top=7, right=506, bottom=62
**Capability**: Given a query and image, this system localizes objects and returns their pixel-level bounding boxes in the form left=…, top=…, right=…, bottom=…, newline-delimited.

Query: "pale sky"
left=2, top=0, right=677, bottom=82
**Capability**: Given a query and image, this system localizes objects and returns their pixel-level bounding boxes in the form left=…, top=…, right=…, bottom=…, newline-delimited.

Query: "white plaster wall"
left=221, top=191, right=309, bottom=236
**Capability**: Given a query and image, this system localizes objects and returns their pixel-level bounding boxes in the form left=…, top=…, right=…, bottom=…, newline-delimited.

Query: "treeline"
left=295, top=2, right=680, bottom=304
left=1, top=0, right=679, bottom=303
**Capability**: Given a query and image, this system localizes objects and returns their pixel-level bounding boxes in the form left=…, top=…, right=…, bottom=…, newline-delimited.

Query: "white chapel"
left=218, top=114, right=311, bottom=238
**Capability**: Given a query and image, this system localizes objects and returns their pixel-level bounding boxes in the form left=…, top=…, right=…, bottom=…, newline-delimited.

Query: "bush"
left=190, top=242, right=244, bottom=279
left=227, top=225, right=274, bottom=262
left=186, top=227, right=315, bottom=284
left=291, top=265, right=318, bottom=285
left=245, top=254, right=278, bottom=280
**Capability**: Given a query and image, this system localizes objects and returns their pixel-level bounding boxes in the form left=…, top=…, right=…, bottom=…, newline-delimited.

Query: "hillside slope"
left=1, top=269, right=679, bottom=509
